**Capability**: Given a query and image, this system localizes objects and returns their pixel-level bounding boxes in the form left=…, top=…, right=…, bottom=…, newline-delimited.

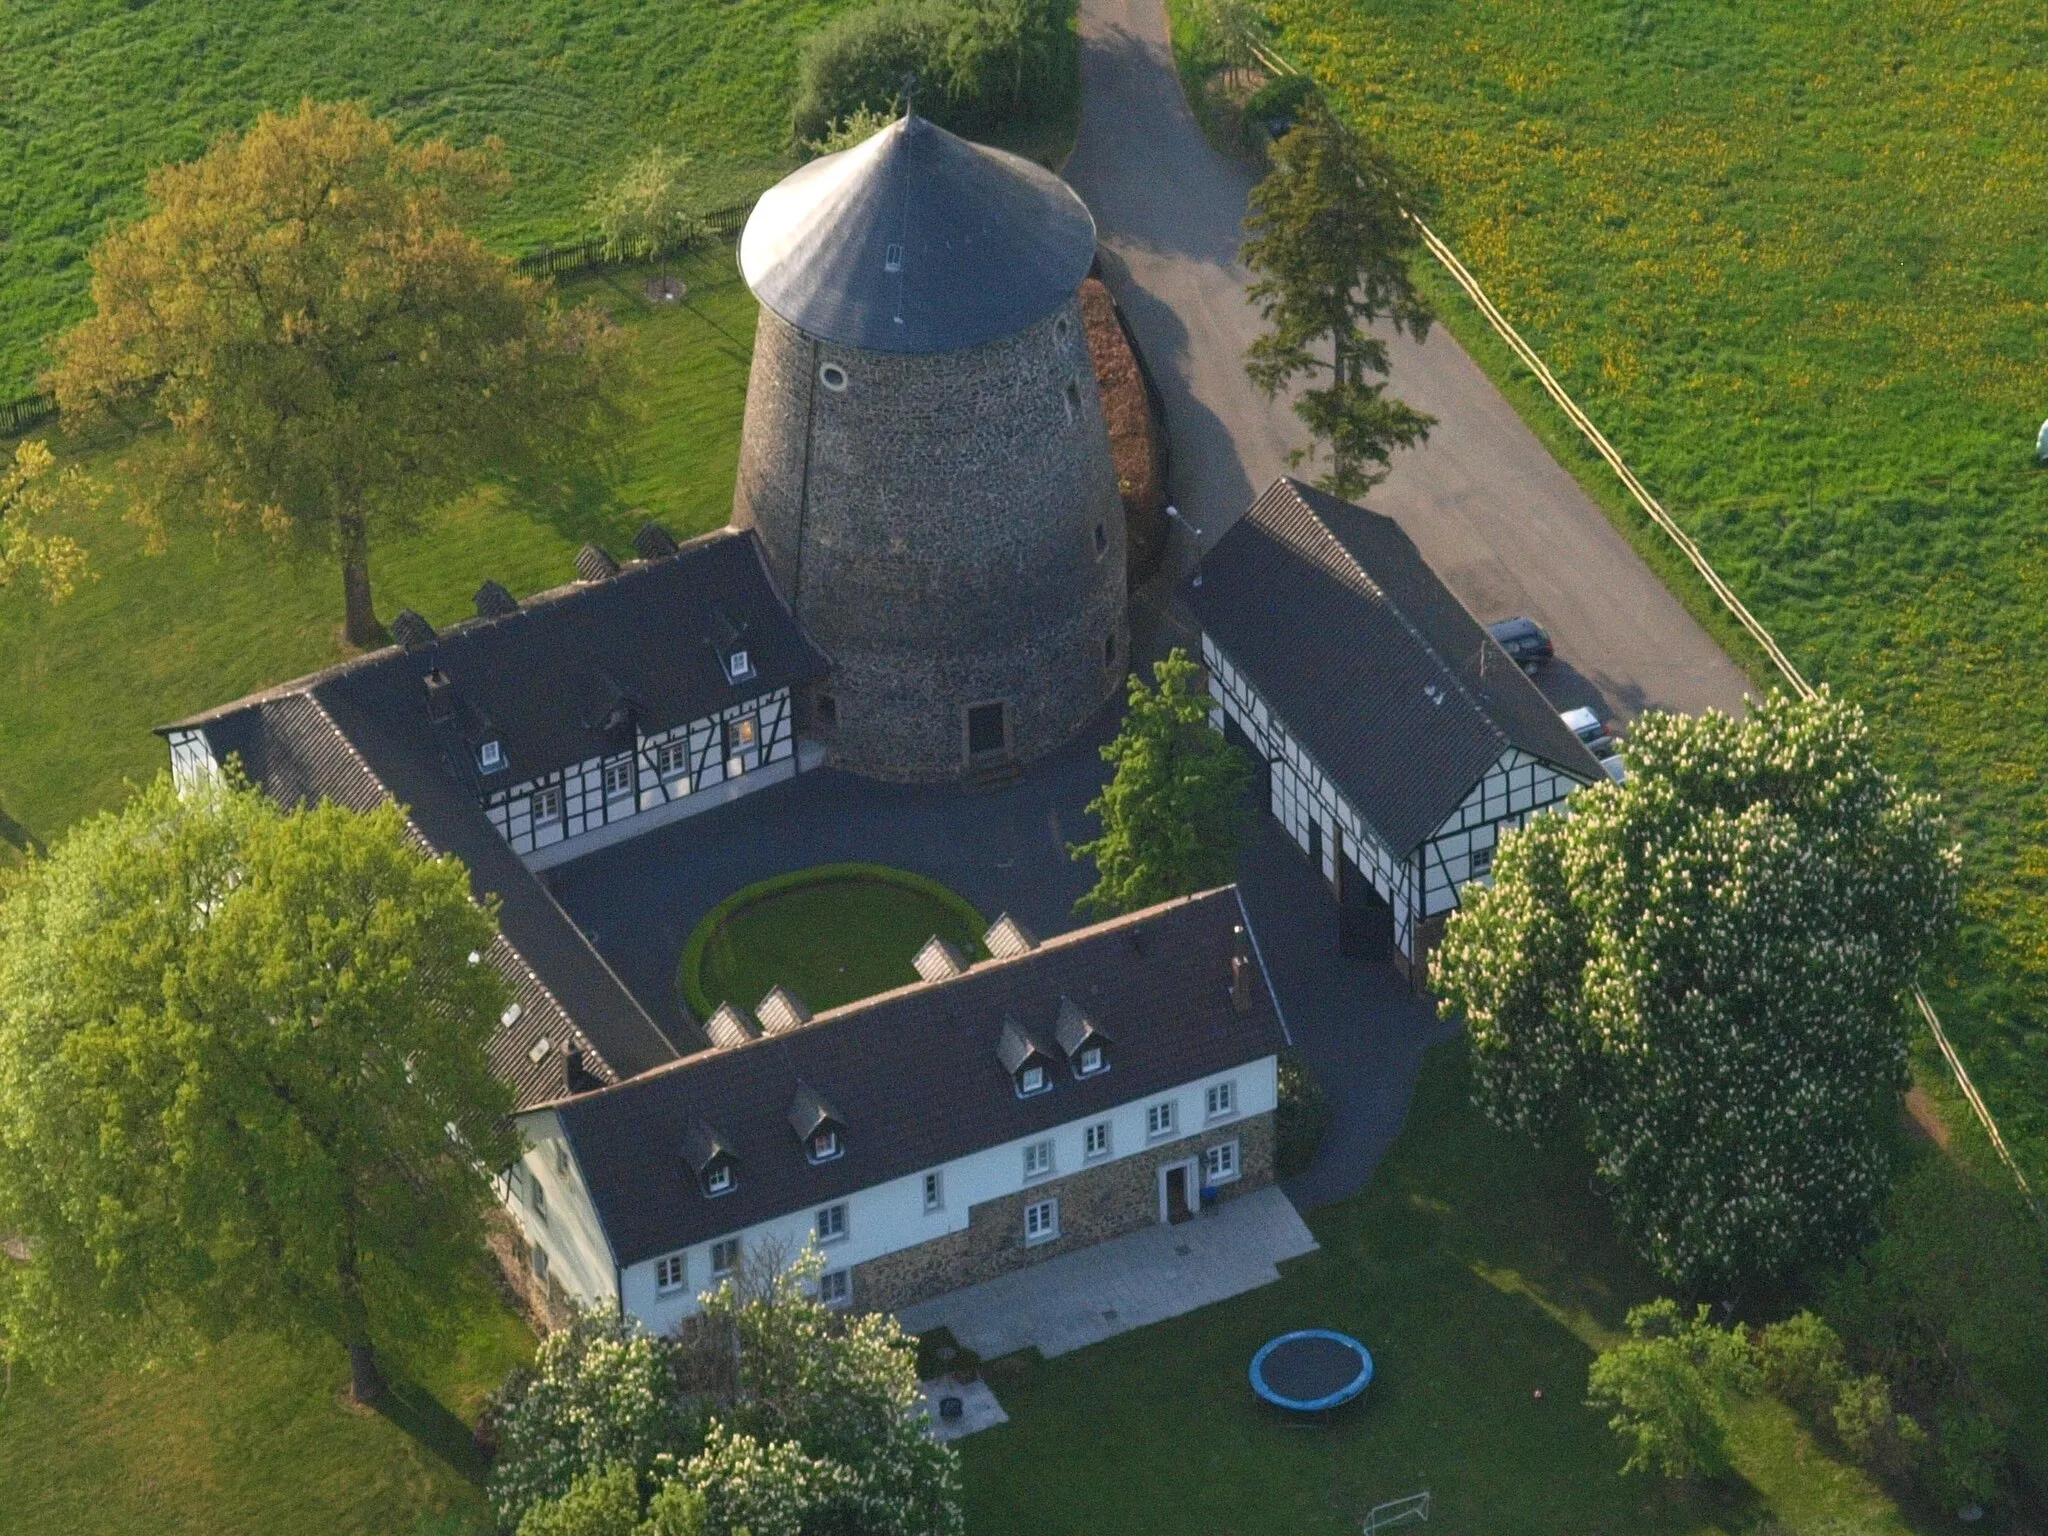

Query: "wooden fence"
left=2, top=198, right=756, bottom=437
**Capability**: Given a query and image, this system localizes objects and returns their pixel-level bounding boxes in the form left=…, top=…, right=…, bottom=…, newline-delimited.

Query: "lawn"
left=1223, top=0, right=2048, bottom=1189
left=0, top=0, right=871, bottom=397
left=958, top=1040, right=1938, bottom=1536
left=687, top=865, right=988, bottom=1016
left=0, top=1283, right=533, bottom=1536
left=0, top=244, right=759, bottom=858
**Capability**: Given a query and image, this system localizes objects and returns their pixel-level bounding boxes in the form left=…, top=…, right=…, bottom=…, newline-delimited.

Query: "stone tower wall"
left=733, top=300, right=1128, bottom=780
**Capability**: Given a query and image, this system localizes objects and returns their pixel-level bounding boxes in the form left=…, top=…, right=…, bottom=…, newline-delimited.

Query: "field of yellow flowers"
left=1275, top=0, right=2048, bottom=1183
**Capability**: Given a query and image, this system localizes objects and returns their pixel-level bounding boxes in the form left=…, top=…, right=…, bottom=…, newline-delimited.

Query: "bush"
left=1242, top=73, right=1318, bottom=135
left=791, top=0, right=1074, bottom=147
left=1754, top=1311, right=1848, bottom=1419
left=1275, top=1047, right=1328, bottom=1178
left=1832, top=1373, right=1927, bottom=1479
left=1585, top=1301, right=1755, bottom=1483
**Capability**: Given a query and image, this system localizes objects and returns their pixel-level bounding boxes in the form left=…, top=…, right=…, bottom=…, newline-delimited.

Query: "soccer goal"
left=1362, top=1490, right=1431, bottom=1532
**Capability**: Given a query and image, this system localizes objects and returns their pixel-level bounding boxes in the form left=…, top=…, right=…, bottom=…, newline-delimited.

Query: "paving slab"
left=895, top=1185, right=1317, bottom=1360
left=917, top=1378, right=1010, bottom=1442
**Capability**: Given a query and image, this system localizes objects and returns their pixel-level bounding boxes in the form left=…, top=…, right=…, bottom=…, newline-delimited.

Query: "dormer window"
left=997, top=1018, right=1058, bottom=1100
left=724, top=648, right=755, bottom=684
left=478, top=739, right=504, bottom=772
left=810, top=1129, right=842, bottom=1163
left=1079, top=1045, right=1104, bottom=1076
left=705, top=1164, right=734, bottom=1196
left=789, top=1082, right=847, bottom=1167
left=686, top=1118, right=738, bottom=1198
left=1055, top=996, right=1112, bottom=1079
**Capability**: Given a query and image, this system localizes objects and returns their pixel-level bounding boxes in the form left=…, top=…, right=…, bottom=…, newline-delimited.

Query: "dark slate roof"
left=546, top=888, right=1285, bottom=1268
left=1185, top=478, right=1603, bottom=857
left=739, top=114, right=1097, bottom=355
left=157, top=528, right=825, bottom=1106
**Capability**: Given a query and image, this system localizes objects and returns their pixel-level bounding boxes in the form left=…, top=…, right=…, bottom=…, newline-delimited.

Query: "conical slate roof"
left=739, top=114, right=1097, bottom=355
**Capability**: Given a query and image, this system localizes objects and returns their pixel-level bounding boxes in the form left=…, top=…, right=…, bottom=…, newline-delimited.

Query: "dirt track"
left=1062, top=0, right=1755, bottom=722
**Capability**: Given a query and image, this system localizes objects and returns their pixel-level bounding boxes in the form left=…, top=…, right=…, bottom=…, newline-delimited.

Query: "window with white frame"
left=809, top=1128, right=841, bottom=1162
left=1205, top=1139, right=1241, bottom=1184
left=1084, top=1121, right=1111, bottom=1160
left=1077, top=1045, right=1105, bottom=1076
left=816, top=1202, right=848, bottom=1244
left=554, top=1143, right=570, bottom=1177
left=1470, top=841, right=1494, bottom=878
left=726, top=714, right=759, bottom=758
left=655, top=1252, right=687, bottom=1294
left=603, top=759, right=633, bottom=796
left=1023, top=1198, right=1059, bottom=1246
left=532, top=786, right=563, bottom=823
left=1022, top=1139, right=1054, bottom=1181
left=529, top=1172, right=548, bottom=1224
left=657, top=739, right=690, bottom=777
left=923, top=1171, right=944, bottom=1212
left=725, top=649, right=755, bottom=684
left=1205, top=1081, right=1236, bottom=1120
left=1146, top=1100, right=1177, bottom=1140
left=1018, top=1063, right=1048, bottom=1096
left=818, top=1268, right=850, bottom=1307
left=478, top=740, right=504, bottom=772
left=710, top=1237, right=740, bottom=1276
left=705, top=1163, right=735, bottom=1196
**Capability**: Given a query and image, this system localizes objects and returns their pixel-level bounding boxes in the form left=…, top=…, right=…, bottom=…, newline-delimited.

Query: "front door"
left=1164, top=1162, right=1193, bottom=1224
left=1337, top=851, right=1396, bottom=963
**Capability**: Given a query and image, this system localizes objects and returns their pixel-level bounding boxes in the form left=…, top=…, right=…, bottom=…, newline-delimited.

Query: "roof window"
left=725, top=648, right=756, bottom=684
left=478, top=740, right=504, bottom=772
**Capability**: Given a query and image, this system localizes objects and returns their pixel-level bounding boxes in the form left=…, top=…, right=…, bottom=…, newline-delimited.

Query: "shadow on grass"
left=0, top=800, right=41, bottom=857
left=373, top=1378, right=489, bottom=1489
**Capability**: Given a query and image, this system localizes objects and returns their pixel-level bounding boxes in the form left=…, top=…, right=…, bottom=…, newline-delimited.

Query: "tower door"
left=966, top=701, right=1008, bottom=761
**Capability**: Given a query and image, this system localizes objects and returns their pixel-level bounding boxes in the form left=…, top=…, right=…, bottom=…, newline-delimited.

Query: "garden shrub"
left=1831, top=1373, right=1926, bottom=1480
left=1275, top=1047, right=1327, bottom=1179
left=1754, top=1310, right=1848, bottom=1419
left=1242, top=73, right=1318, bottom=135
left=1585, top=1301, right=1756, bottom=1483
left=791, top=0, right=1074, bottom=147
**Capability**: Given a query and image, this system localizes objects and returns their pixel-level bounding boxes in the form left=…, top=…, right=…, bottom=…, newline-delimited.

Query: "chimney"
left=1230, top=924, right=1255, bottom=1014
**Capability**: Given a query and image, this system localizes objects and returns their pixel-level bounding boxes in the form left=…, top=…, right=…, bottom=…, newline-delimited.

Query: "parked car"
left=1559, top=706, right=1621, bottom=760
left=1487, top=616, right=1553, bottom=672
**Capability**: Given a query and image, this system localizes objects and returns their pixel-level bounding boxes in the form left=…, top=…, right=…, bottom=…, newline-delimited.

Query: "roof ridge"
left=1274, top=479, right=1508, bottom=755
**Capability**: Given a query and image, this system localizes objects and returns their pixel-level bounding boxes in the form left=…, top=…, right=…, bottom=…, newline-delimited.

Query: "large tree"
left=1433, top=691, right=1959, bottom=1293
left=46, top=99, right=622, bottom=647
left=0, top=773, right=518, bottom=1402
left=1242, top=96, right=1435, bottom=499
left=1071, top=648, right=1253, bottom=918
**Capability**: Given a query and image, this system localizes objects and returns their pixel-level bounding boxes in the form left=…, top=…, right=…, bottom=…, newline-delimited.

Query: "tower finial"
left=900, top=72, right=918, bottom=120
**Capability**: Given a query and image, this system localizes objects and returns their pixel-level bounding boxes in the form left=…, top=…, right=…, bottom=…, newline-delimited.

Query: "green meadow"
left=1261, top=0, right=2048, bottom=1185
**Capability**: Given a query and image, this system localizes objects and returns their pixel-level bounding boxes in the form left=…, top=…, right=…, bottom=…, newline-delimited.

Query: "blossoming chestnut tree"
left=1433, top=690, right=1959, bottom=1293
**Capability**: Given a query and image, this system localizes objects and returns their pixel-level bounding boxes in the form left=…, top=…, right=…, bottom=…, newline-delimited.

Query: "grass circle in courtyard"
left=681, top=863, right=987, bottom=1022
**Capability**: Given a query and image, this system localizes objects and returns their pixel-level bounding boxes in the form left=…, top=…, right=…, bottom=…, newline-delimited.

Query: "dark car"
left=1487, top=616, right=1553, bottom=672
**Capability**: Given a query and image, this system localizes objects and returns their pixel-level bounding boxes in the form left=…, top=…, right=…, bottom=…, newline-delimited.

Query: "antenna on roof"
left=900, top=72, right=918, bottom=119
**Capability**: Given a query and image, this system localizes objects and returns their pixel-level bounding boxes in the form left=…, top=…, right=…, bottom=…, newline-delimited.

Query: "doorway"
left=965, top=700, right=1008, bottom=762
left=1337, top=850, right=1395, bottom=964
left=1159, top=1159, right=1198, bottom=1224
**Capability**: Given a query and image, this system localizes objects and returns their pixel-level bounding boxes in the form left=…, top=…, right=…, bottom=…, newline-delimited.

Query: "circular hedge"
left=680, top=863, right=987, bottom=1022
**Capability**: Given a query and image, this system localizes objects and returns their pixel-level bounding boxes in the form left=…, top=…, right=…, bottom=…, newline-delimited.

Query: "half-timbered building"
left=1185, top=478, right=1604, bottom=978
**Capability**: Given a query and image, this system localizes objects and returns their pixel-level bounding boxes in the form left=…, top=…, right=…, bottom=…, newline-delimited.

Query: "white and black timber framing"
left=1185, top=478, right=1605, bottom=976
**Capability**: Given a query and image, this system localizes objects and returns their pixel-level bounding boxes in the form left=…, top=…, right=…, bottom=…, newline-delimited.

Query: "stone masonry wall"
left=733, top=300, right=1127, bottom=780
left=852, top=1111, right=1274, bottom=1315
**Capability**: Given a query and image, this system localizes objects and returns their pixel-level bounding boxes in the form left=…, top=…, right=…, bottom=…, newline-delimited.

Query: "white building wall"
left=502, top=1108, right=621, bottom=1312
left=605, top=1056, right=1278, bottom=1334
left=167, top=729, right=219, bottom=792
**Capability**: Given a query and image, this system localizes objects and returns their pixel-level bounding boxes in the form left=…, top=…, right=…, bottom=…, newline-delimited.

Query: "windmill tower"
left=732, top=113, right=1126, bottom=780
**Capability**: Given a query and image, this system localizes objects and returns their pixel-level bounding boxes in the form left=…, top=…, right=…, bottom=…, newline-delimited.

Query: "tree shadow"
left=373, top=1377, right=489, bottom=1488
left=0, top=799, right=42, bottom=858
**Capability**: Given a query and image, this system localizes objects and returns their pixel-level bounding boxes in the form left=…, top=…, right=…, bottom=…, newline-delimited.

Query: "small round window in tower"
left=819, top=362, right=849, bottom=392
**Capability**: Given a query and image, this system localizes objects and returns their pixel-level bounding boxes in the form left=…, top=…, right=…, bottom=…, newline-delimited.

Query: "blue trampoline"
left=1249, top=1330, right=1373, bottom=1414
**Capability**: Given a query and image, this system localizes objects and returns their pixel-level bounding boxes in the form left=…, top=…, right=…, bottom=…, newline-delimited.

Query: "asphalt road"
left=1062, top=0, right=1754, bottom=723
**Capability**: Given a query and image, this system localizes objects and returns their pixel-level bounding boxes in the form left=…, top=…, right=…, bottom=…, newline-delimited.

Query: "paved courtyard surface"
left=1061, top=0, right=1754, bottom=726
left=918, top=1378, right=1009, bottom=1442
left=896, top=1185, right=1317, bottom=1360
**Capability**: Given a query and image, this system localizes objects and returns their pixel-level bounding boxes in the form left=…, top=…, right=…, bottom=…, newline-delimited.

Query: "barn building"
left=1185, top=478, right=1604, bottom=979
left=733, top=113, right=1128, bottom=782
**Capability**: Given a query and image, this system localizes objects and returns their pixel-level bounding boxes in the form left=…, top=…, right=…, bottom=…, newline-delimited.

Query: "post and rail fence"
left=1243, top=46, right=2041, bottom=1220
left=1, top=199, right=757, bottom=437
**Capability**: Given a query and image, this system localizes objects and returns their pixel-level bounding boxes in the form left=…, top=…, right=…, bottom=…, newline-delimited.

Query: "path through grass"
left=1258, top=0, right=2048, bottom=1188
left=959, top=1042, right=1933, bottom=1536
